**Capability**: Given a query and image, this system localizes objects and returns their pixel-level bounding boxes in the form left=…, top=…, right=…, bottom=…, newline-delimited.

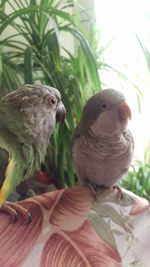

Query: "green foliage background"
left=1, top=0, right=150, bottom=201
left=0, top=0, right=102, bottom=187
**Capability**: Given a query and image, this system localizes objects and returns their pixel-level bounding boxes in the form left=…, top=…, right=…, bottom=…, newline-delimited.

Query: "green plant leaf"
left=135, top=33, right=150, bottom=74
left=24, top=47, right=33, bottom=83
left=62, top=26, right=101, bottom=91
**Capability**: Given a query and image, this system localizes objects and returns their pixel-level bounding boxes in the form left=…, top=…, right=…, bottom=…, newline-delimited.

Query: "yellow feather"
left=6, top=158, right=14, bottom=178
left=0, top=191, right=5, bottom=207
left=0, top=158, right=14, bottom=207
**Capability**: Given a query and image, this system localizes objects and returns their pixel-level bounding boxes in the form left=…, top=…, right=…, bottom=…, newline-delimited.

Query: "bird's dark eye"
left=50, top=96, right=57, bottom=106
left=101, top=103, right=107, bottom=109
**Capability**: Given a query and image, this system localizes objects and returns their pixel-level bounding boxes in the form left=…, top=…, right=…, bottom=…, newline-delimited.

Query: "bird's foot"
left=87, top=184, right=97, bottom=200
left=113, top=184, right=123, bottom=200
left=1, top=201, right=31, bottom=224
left=82, top=180, right=98, bottom=200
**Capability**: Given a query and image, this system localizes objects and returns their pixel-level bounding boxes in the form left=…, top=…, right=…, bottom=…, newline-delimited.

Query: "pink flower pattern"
left=0, top=186, right=149, bottom=267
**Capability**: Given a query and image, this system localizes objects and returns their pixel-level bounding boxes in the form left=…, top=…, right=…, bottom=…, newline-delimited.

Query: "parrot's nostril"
left=118, top=101, right=132, bottom=120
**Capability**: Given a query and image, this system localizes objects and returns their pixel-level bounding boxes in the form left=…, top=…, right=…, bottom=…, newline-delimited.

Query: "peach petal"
left=41, top=233, right=89, bottom=267
left=32, top=190, right=61, bottom=211
left=129, top=196, right=149, bottom=216
left=49, top=186, right=92, bottom=231
left=0, top=201, right=43, bottom=267
left=68, top=220, right=122, bottom=266
left=41, top=220, right=122, bottom=267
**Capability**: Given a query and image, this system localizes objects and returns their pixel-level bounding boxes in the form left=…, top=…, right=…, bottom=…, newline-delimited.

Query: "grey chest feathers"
left=72, top=88, right=134, bottom=188
left=72, top=129, right=134, bottom=187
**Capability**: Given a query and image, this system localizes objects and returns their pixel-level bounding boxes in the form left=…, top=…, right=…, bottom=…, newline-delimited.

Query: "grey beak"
left=56, top=101, right=66, bottom=123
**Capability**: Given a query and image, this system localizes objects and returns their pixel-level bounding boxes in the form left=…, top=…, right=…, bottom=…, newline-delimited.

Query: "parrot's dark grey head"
left=1, top=84, right=66, bottom=164
left=3, top=84, right=66, bottom=145
left=5, top=84, right=66, bottom=124
left=78, top=88, right=131, bottom=137
left=23, top=84, right=66, bottom=123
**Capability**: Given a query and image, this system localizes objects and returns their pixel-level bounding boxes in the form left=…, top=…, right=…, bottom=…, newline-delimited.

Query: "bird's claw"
left=1, top=204, right=18, bottom=223
left=113, top=184, right=123, bottom=200
left=82, top=179, right=98, bottom=201
left=1, top=201, right=31, bottom=224
left=26, top=211, right=32, bottom=224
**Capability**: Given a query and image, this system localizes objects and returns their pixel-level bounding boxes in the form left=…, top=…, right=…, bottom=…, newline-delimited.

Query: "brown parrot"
left=72, top=88, right=134, bottom=198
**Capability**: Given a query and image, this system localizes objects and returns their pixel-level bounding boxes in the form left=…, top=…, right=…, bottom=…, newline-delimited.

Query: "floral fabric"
left=0, top=186, right=149, bottom=267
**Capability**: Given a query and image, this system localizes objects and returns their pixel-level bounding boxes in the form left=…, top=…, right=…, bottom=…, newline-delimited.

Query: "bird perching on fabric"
left=72, top=89, right=134, bottom=198
left=0, top=84, right=66, bottom=222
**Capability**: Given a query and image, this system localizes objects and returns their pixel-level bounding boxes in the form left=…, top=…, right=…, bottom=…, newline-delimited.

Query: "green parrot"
left=0, top=84, right=66, bottom=222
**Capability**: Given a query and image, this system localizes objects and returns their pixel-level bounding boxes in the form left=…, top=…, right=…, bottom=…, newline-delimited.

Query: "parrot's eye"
left=101, top=103, right=108, bottom=110
left=50, top=96, right=57, bottom=106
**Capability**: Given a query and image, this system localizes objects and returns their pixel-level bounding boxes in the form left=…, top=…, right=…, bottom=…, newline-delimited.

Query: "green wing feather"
left=0, top=88, right=45, bottom=206
left=0, top=84, right=63, bottom=207
left=0, top=103, right=35, bottom=207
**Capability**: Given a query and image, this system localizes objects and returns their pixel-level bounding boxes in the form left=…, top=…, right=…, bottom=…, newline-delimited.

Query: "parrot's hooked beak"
left=118, top=101, right=132, bottom=120
left=56, top=101, right=66, bottom=123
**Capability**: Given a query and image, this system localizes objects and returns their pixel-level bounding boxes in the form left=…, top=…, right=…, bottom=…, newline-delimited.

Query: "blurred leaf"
left=1, top=0, right=131, bottom=189
left=120, top=159, right=150, bottom=201
left=63, top=26, right=101, bottom=91
left=24, top=47, right=33, bottom=83
left=135, top=33, right=150, bottom=74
